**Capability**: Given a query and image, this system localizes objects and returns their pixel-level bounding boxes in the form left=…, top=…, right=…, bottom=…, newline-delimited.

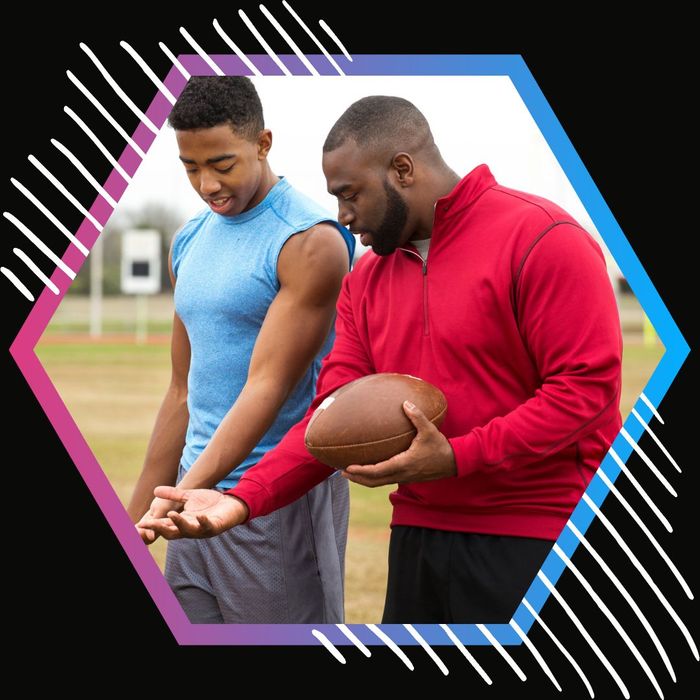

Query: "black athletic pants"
left=382, top=525, right=553, bottom=623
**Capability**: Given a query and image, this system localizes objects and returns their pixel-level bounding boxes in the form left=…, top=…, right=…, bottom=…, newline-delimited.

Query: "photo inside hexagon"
left=35, top=75, right=665, bottom=624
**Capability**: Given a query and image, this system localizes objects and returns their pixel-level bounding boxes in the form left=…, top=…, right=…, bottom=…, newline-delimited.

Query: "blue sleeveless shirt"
left=172, top=177, right=354, bottom=489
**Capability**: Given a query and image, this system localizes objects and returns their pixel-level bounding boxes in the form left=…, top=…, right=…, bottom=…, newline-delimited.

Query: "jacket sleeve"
left=229, top=272, right=375, bottom=518
left=448, top=223, right=623, bottom=477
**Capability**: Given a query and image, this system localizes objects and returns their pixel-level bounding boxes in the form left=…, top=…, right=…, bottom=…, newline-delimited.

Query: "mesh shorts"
left=165, top=469, right=349, bottom=624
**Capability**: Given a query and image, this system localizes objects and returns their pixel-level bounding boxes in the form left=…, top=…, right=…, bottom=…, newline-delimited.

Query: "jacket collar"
left=434, top=164, right=497, bottom=224
left=397, top=164, right=497, bottom=259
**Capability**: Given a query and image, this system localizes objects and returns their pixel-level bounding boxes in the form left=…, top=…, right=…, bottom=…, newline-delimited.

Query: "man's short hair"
left=168, top=76, right=264, bottom=140
left=323, top=96, right=434, bottom=156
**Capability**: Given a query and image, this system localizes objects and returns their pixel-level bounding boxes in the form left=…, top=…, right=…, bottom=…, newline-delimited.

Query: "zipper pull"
left=422, top=260, right=427, bottom=275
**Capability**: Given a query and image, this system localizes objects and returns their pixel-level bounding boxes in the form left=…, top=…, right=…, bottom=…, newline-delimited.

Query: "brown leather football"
left=304, top=373, right=448, bottom=469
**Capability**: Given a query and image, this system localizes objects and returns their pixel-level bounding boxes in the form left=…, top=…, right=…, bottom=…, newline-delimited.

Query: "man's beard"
left=369, top=179, right=409, bottom=256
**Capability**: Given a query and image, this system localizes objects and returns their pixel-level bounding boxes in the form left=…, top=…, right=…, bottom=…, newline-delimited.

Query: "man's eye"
left=186, top=168, right=198, bottom=174
left=216, top=165, right=234, bottom=174
left=343, top=194, right=357, bottom=202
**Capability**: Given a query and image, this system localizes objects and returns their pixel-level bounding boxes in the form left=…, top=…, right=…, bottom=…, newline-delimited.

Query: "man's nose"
left=338, top=204, right=354, bottom=227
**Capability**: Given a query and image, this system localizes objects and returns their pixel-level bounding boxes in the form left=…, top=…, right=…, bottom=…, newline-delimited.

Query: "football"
left=304, top=373, right=448, bottom=469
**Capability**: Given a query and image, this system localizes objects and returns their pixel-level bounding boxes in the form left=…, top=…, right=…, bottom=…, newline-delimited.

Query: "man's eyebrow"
left=178, top=154, right=237, bottom=164
left=329, top=183, right=352, bottom=196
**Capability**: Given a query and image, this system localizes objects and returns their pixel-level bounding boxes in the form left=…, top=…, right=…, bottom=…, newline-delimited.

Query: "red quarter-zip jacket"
left=229, top=165, right=623, bottom=541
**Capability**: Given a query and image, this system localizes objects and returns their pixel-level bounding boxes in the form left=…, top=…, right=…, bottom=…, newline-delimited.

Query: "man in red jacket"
left=142, top=96, right=623, bottom=623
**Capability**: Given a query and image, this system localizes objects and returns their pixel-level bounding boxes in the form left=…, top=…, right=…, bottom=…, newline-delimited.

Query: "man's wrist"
left=226, top=479, right=269, bottom=520
left=225, top=494, right=250, bottom=524
left=443, top=442, right=457, bottom=477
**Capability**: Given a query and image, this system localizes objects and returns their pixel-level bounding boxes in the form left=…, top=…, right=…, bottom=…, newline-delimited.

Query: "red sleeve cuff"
left=225, top=478, right=272, bottom=521
left=448, top=432, right=482, bottom=478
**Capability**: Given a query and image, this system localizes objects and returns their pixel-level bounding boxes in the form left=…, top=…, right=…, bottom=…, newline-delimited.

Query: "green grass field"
left=35, top=331, right=664, bottom=622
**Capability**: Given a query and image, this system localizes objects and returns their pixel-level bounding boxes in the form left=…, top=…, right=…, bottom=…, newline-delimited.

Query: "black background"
left=3, top=4, right=696, bottom=695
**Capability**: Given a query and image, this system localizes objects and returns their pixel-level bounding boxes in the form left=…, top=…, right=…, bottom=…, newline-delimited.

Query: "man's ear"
left=257, top=129, right=273, bottom=159
left=391, top=152, right=415, bottom=186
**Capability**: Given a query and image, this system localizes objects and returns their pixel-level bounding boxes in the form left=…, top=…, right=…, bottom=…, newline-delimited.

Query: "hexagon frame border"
left=10, top=54, right=689, bottom=646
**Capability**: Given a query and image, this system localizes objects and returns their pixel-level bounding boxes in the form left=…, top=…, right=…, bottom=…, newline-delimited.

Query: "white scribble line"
left=367, top=624, right=414, bottom=670
left=259, top=4, right=319, bottom=76
left=120, top=41, right=177, bottom=105
left=13, top=248, right=59, bottom=295
left=553, top=543, right=664, bottom=698
left=509, top=619, right=561, bottom=691
left=336, top=624, right=371, bottom=657
left=212, top=19, right=262, bottom=77
left=179, top=27, right=225, bottom=76
left=539, top=572, right=630, bottom=698
left=50, top=139, right=118, bottom=209
left=159, top=42, right=191, bottom=80
left=239, top=9, right=292, bottom=76
left=10, top=178, right=89, bottom=256
left=608, top=447, right=672, bottom=532
left=522, top=598, right=594, bottom=698
left=404, top=625, right=448, bottom=675
left=3, top=213, right=76, bottom=280
left=596, top=468, right=692, bottom=599
left=640, top=392, right=664, bottom=424
left=439, top=624, right=492, bottom=684
left=63, top=107, right=132, bottom=185
left=631, top=408, right=680, bottom=473
left=311, top=629, right=346, bottom=664
left=79, top=43, right=158, bottom=135
left=567, top=521, right=676, bottom=681
left=476, top=623, right=526, bottom=681
left=1, top=267, right=34, bottom=301
left=66, top=70, right=147, bottom=159
left=282, top=1, right=345, bottom=75
left=583, top=493, right=698, bottom=659
left=620, top=427, right=676, bottom=496
left=318, top=19, right=352, bottom=62
left=28, top=154, right=103, bottom=232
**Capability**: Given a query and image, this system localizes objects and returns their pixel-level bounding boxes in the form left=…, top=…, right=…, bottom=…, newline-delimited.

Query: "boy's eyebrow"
left=179, top=154, right=237, bottom=164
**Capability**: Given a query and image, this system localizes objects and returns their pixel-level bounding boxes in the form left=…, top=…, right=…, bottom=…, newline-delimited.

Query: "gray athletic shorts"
left=164, top=467, right=349, bottom=624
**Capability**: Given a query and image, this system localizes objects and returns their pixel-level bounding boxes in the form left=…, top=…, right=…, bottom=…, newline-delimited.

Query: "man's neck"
left=412, top=168, right=461, bottom=239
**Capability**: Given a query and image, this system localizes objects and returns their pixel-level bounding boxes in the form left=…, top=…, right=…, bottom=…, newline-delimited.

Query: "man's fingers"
left=136, top=526, right=157, bottom=544
left=345, top=454, right=403, bottom=479
left=403, top=401, right=433, bottom=432
left=141, top=509, right=220, bottom=539
left=169, top=511, right=215, bottom=538
left=197, top=514, right=218, bottom=534
left=153, top=485, right=189, bottom=503
left=342, top=470, right=396, bottom=488
left=139, top=517, right=182, bottom=540
left=342, top=458, right=402, bottom=487
left=156, top=526, right=183, bottom=540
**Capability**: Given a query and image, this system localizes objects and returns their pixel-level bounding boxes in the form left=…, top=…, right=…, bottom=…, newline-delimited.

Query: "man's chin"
left=358, top=232, right=399, bottom=256
left=371, top=239, right=400, bottom=256
left=372, top=246, right=396, bottom=257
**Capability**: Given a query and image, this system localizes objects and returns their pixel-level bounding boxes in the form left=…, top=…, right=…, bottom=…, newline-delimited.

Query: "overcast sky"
left=113, top=75, right=620, bottom=273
